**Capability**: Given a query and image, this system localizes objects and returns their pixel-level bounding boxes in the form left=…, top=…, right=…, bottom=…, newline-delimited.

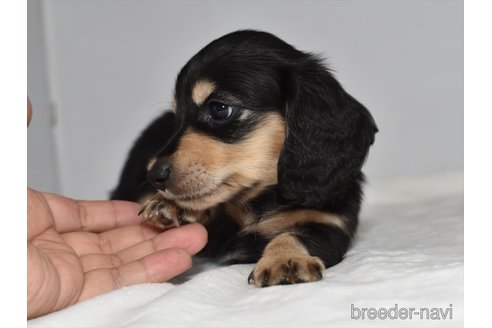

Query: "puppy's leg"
left=246, top=210, right=352, bottom=287
left=248, top=232, right=325, bottom=287
left=139, top=193, right=206, bottom=230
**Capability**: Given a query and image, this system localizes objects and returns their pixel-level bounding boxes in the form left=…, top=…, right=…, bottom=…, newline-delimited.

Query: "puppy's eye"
left=208, top=101, right=233, bottom=120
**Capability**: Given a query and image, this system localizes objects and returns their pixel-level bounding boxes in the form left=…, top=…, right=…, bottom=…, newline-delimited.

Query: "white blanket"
left=28, top=172, right=464, bottom=327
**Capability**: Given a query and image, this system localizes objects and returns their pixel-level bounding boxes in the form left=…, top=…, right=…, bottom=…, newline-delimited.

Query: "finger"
left=42, top=191, right=143, bottom=233
left=62, top=224, right=161, bottom=255
left=77, top=248, right=192, bottom=302
left=79, top=224, right=208, bottom=271
left=63, top=222, right=206, bottom=256
left=28, top=96, right=33, bottom=126
left=114, top=223, right=207, bottom=259
left=28, top=188, right=56, bottom=240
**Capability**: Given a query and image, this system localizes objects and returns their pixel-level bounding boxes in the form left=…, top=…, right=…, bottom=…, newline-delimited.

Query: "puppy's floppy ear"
left=278, top=58, right=378, bottom=208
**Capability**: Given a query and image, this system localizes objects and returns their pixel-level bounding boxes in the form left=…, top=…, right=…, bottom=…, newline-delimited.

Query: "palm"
left=28, top=215, right=84, bottom=316
left=27, top=188, right=207, bottom=319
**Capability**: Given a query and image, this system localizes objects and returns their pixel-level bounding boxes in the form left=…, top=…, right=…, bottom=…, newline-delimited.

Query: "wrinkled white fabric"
left=28, top=172, right=463, bottom=328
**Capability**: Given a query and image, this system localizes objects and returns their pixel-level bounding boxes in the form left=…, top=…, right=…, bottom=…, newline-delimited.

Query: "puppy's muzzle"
left=147, top=160, right=171, bottom=191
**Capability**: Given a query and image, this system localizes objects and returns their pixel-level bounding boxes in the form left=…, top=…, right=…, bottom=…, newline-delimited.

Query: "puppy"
left=111, top=30, right=377, bottom=287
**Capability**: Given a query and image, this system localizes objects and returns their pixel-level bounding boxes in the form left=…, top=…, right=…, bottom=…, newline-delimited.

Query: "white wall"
left=27, top=0, right=463, bottom=200
left=27, top=0, right=60, bottom=194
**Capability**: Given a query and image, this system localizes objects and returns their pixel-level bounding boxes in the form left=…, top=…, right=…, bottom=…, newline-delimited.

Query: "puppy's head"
left=147, top=30, right=377, bottom=211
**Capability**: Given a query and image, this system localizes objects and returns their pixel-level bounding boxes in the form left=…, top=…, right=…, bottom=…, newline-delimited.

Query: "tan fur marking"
left=244, top=209, right=347, bottom=236
left=170, top=99, right=177, bottom=113
left=147, top=157, right=157, bottom=171
left=161, top=113, right=285, bottom=210
left=224, top=203, right=256, bottom=228
left=262, top=232, right=309, bottom=258
left=192, top=80, right=216, bottom=105
left=249, top=233, right=325, bottom=287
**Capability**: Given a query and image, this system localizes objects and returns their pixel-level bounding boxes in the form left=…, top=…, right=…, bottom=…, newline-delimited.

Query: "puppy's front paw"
left=248, top=255, right=325, bottom=287
left=139, top=195, right=185, bottom=230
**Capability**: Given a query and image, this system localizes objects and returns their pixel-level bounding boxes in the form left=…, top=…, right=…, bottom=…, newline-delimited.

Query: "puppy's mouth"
left=157, top=177, right=231, bottom=210
left=161, top=186, right=217, bottom=202
left=157, top=175, right=257, bottom=211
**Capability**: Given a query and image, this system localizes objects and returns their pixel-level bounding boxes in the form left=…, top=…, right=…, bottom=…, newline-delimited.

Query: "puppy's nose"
left=147, top=161, right=171, bottom=190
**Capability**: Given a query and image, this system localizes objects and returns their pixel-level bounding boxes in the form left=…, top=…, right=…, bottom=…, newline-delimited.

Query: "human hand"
left=27, top=188, right=207, bottom=319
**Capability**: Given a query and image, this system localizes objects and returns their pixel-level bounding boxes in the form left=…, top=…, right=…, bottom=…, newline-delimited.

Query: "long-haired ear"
left=278, top=58, right=378, bottom=208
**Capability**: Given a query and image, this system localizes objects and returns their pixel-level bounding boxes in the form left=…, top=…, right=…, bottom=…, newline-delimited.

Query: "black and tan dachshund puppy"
left=112, top=30, right=377, bottom=287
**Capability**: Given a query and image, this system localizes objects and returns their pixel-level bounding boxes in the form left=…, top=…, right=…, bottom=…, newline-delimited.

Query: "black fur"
left=295, top=222, right=352, bottom=268
left=111, top=30, right=377, bottom=277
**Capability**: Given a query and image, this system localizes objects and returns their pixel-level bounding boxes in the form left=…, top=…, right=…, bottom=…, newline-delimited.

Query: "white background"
left=27, top=0, right=463, bottom=200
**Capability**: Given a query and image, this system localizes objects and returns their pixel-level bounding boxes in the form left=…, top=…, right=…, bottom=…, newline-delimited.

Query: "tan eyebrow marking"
left=170, top=98, right=177, bottom=113
left=192, top=80, right=216, bottom=106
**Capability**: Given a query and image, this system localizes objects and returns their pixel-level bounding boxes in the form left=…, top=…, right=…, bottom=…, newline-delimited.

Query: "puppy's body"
left=112, top=30, right=377, bottom=287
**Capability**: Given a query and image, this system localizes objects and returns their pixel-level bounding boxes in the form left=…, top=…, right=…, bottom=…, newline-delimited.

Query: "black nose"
left=147, top=162, right=171, bottom=190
